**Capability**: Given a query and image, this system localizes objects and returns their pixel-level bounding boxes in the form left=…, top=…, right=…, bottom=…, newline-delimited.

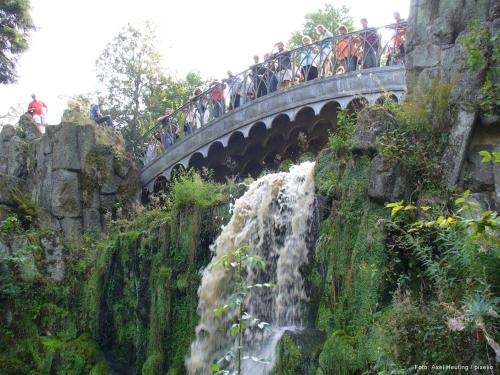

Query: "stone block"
left=0, top=125, right=16, bottom=141
left=40, top=234, right=65, bottom=282
left=100, top=194, right=116, bottom=212
left=8, top=135, right=27, bottom=178
left=51, top=169, right=82, bottom=218
left=0, top=173, right=27, bottom=206
left=83, top=208, right=101, bottom=232
left=59, top=217, right=83, bottom=240
left=441, top=110, right=476, bottom=188
left=78, top=125, right=96, bottom=167
left=52, top=125, right=81, bottom=170
left=368, top=155, right=411, bottom=203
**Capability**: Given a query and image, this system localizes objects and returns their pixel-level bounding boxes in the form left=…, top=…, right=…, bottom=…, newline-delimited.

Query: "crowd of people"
left=144, top=12, right=406, bottom=164
left=18, top=13, right=406, bottom=165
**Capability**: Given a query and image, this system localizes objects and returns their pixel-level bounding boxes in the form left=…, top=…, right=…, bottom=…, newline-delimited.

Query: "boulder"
left=368, top=155, right=411, bottom=203
left=51, top=169, right=82, bottom=218
left=351, top=107, right=397, bottom=154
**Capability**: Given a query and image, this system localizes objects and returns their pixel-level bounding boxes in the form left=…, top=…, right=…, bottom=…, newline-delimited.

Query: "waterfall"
left=186, top=161, right=317, bottom=375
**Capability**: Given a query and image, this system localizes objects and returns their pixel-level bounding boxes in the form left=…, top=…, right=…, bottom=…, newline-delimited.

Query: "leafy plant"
left=463, top=19, right=500, bottom=114
left=328, top=108, right=355, bottom=156
left=168, top=169, right=226, bottom=210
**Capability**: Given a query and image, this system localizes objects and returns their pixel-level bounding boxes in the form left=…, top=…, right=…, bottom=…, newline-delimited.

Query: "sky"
left=0, top=0, right=410, bottom=125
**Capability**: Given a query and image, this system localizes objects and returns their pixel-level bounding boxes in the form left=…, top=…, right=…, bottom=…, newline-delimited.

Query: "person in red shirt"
left=28, top=94, right=48, bottom=133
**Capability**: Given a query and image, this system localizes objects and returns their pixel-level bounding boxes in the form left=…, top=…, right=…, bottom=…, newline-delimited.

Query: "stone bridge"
left=141, top=66, right=406, bottom=191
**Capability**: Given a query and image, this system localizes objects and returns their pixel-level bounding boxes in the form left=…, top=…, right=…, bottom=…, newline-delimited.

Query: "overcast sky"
left=0, top=0, right=409, bottom=124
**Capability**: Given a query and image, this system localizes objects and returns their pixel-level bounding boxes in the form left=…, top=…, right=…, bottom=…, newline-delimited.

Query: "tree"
left=0, top=0, right=35, bottom=84
left=288, top=4, right=354, bottom=49
left=144, top=71, right=206, bottom=122
left=61, top=94, right=93, bottom=124
left=96, top=22, right=165, bottom=143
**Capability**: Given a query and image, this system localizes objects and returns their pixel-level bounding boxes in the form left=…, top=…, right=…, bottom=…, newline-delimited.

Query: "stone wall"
left=406, top=0, right=499, bottom=205
left=0, top=123, right=140, bottom=239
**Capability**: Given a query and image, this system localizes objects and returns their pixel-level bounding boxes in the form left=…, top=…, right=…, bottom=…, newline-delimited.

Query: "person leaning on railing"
left=356, top=18, right=379, bottom=69
left=316, top=25, right=333, bottom=77
left=209, top=80, right=226, bottom=118
left=335, top=25, right=359, bottom=73
left=156, top=107, right=179, bottom=150
left=300, top=36, right=319, bottom=81
left=271, top=42, right=293, bottom=90
left=386, top=12, right=406, bottom=65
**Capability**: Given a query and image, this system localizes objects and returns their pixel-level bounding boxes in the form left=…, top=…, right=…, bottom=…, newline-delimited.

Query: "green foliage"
left=96, top=22, right=165, bottom=143
left=311, top=155, right=392, bottom=372
left=272, top=334, right=303, bottom=375
left=383, top=186, right=500, bottom=365
left=61, top=94, right=94, bottom=124
left=0, top=0, right=35, bottom=84
left=463, top=19, right=500, bottom=114
left=378, top=78, right=453, bottom=189
left=328, top=108, right=355, bottom=156
left=288, top=4, right=354, bottom=48
left=169, top=169, right=227, bottom=210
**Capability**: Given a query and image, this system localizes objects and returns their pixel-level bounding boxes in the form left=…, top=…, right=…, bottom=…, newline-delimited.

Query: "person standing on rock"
left=90, top=97, right=114, bottom=127
left=28, top=93, right=48, bottom=134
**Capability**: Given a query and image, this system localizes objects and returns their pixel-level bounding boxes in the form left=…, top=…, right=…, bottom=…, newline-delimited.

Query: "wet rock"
left=368, top=155, right=411, bottom=203
left=316, top=194, right=331, bottom=221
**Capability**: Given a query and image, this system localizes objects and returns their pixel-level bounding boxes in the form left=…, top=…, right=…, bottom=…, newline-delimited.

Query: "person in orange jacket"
left=335, top=25, right=358, bottom=72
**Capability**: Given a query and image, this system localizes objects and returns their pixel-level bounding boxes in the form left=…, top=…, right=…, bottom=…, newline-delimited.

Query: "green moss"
left=273, top=334, right=303, bottom=375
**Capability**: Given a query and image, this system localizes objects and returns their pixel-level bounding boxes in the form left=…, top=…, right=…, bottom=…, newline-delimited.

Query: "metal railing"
left=142, top=22, right=407, bottom=166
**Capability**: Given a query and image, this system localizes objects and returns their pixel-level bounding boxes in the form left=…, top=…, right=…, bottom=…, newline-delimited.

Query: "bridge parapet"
left=141, top=66, right=406, bottom=191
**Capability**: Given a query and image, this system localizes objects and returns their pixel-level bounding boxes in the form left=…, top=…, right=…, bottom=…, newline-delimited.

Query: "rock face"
left=0, top=123, right=140, bottom=239
left=406, top=0, right=499, bottom=196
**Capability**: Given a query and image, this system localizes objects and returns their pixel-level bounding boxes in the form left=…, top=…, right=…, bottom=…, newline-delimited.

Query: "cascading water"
left=186, top=161, right=318, bottom=375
